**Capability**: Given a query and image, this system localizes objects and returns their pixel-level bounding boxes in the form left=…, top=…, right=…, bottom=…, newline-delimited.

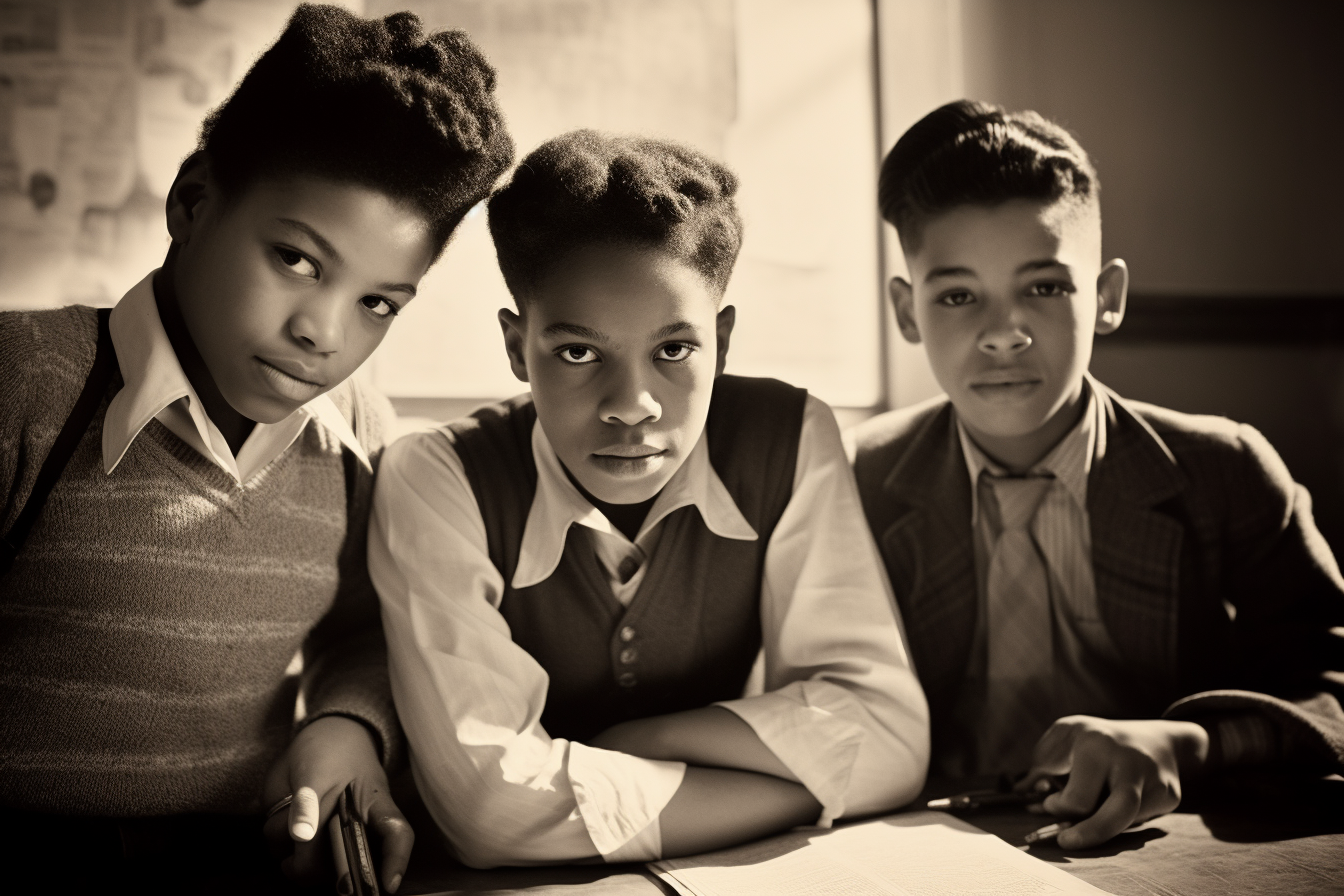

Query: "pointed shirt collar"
left=956, top=374, right=1106, bottom=523
left=103, top=272, right=370, bottom=483
left=511, top=418, right=758, bottom=589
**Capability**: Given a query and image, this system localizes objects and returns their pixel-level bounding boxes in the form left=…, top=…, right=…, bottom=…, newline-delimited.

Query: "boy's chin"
left=223, top=389, right=307, bottom=426
left=575, top=459, right=676, bottom=506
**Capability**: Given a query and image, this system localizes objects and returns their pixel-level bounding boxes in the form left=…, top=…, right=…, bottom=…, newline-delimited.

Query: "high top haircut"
left=198, top=3, right=514, bottom=253
left=878, top=100, right=1098, bottom=251
left=487, top=130, right=743, bottom=301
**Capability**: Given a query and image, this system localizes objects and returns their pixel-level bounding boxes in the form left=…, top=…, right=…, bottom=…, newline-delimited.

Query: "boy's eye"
left=275, top=247, right=318, bottom=279
left=656, top=343, right=695, bottom=362
left=937, top=290, right=975, bottom=307
left=557, top=345, right=599, bottom=364
left=1029, top=281, right=1075, bottom=297
left=360, top=295, right=400, bottom=319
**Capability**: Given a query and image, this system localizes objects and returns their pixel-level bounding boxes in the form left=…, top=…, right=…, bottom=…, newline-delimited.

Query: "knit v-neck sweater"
left=0, top=306, right=399, bottom=817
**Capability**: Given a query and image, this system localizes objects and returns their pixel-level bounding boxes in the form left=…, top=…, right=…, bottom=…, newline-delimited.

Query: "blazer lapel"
left=1088, top=383, right=1188, bottom=691
left=880, top=404, right=977, bottom=697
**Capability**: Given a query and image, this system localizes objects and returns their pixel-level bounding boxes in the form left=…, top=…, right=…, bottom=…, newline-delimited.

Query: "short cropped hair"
left=878, top=100, right=1098, bottom=250
left=487, top=130, right=743, bottom=300
left=198, top=4, right=513, bottom=251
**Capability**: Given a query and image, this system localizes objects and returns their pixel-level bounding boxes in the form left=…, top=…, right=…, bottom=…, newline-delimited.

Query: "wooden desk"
left=398, top=773, right=1344, bottom=896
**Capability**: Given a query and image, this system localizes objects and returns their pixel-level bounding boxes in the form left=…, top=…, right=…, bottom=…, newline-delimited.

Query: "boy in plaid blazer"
left=851, top=101, right=1344, bottom=849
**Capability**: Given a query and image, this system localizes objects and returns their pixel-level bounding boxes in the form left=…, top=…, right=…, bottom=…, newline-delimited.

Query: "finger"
left=366, top=793, right=415, bottom=893
left=1057, top=782, right=1143, bottom=849
left=330, top=815, right=354, bottom=896
left=1042, top=744, right=1109, bottom=818
left=288, top=785, right=321, bottom=842
left=1017, top=722, right=1077, bottom=791
left=289, top=784, right=346, bottom=882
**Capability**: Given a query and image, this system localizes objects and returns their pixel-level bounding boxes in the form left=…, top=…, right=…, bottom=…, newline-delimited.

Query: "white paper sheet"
left=652, top=811, right=1114, bottom=896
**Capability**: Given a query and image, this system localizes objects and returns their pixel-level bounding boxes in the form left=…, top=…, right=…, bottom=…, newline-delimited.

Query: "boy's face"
left=892, top=198, right=1127, bottom=469
left=500, top=243, right=734, bottom=505
left=167, top=163, right=436, bottom=424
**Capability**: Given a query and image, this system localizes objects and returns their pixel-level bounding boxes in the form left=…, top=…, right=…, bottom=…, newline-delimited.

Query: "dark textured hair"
left=878, top=100, right=1098, bottom=249
left=487, top=130, right=743, bottom=300
left=198, top=4, right=513, bottom=251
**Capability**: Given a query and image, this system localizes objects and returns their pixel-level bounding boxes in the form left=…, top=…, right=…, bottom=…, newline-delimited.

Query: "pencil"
left=1024, top=820, right=1075, bottom=844
left=927, top=791, right=1042, bottom=811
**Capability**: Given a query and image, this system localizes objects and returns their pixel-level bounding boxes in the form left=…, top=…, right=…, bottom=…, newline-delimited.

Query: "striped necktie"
left=981, top=474, right=1056, bottom=773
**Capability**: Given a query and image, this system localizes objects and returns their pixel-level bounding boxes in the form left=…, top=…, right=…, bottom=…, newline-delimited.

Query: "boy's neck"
left=562, top=465, right=656, bottom=542
left=960, top=379, right=1090, bottom=474
left=152, top=258, right=256, bottom=456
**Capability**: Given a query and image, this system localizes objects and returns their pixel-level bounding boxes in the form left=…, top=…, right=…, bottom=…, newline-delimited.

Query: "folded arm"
left=1165, top=423, right=1344, bottom=770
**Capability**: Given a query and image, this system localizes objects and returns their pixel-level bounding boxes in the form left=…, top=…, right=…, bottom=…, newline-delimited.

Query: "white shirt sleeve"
left=369, top=430, right=685, bottom=868
left=715, top=395, right=931, bottom=825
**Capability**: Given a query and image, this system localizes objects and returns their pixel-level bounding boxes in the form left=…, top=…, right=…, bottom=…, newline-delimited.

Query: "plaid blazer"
left=852, top=379, right=1344, bottom=772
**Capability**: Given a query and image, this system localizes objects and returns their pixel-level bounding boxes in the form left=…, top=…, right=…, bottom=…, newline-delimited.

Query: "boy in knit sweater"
left=0, top=6, right=511, bottom=890
left=370, top=131, right=930, bottom=867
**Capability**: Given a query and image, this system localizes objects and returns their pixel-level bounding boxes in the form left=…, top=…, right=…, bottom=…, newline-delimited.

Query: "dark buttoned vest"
left=446, top=375, right=808, bottom=742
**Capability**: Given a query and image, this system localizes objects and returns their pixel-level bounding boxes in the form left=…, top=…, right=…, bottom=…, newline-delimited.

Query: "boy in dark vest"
left=0, top=6, right=512, bottom=889
left=851, top=100, right=1344, bottom=850
left=370, top=130, right=930, bottom=867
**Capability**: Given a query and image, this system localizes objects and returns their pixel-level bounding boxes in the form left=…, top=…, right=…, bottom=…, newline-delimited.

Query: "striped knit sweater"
left=0, top=306, right=400, bottom=817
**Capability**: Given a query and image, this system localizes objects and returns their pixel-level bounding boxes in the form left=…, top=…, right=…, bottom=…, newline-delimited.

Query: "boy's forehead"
left=522, top=243, right=720, bottom=327
left=908, top=199, right=1101, bottom=276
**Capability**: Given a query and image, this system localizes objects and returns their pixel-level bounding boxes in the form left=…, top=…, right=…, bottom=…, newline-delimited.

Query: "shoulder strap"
left=0, top=307, right=117, bottom=575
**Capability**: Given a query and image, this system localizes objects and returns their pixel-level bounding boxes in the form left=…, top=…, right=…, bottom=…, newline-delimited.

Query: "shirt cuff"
left=567, top=741, right=685, bottom=861
left=1200, top=712, right=1282, bottom=769
left=716, top=682, right=865, bottom=827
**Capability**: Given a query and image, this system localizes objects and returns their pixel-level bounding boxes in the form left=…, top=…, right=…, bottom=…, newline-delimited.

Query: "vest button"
left=618, top=672, right=638, bottom=688
left=619, top=626, right=637, bottom=642
left=617, top=556, right=640, bottom=583
left=619, top=647, right=638, bottom=665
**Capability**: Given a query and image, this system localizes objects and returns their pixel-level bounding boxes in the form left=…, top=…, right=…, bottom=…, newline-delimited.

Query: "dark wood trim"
left=1105, top=294, right=1344, bottom=344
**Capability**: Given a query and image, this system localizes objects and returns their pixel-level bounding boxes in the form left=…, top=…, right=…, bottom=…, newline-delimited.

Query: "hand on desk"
left=264, top=715, right=414, bottom=892
left=1017, top=716, right=1210, bottom=850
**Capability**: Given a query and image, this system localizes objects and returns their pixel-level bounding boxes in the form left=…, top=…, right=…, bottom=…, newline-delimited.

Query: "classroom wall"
left=959, top=0, right=1344, bottom=295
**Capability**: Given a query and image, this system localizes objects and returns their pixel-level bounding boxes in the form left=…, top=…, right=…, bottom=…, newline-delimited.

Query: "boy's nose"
left=289, top=300, right=343, bottom=354
left=978, top=325, right=1032, bottom=355
left=599, top=375, right=661, bottom=426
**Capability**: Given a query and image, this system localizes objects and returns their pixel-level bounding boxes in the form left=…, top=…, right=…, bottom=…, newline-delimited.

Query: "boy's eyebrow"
left=924, top=265, right=977, bottom=282
left=649, top=321, right=698, bottom=341
left=1017, top=258, right=1068, bottom=273
left=542, top=322, right=608, bottom=342
left=277, top=218, right=342, bottom=263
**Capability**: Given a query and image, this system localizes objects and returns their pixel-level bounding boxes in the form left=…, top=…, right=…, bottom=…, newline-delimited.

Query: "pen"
left=337, top=786, right=381, bottom=896
left=1024, top=820, right=1075, bottom=845
left=927, top=790, right=1044, bottom=811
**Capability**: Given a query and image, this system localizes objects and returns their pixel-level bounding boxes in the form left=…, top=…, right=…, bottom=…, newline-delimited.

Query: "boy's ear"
left=498, top=307, right=530, bottom=383
left=1095, top=259, right=1129, bottom=335
left=889, top=277, right=921, bottom=344
left=714, top=304, right=736, bottom=377
left=165, top=151, right=214, bottom=244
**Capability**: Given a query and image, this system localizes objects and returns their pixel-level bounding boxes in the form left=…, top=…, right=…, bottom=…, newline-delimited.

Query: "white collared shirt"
left=369, top=394, right=930, bottom=867
left=956, top=376, right=1128, bottom=758
left=104, top=273, right=369, bottom=485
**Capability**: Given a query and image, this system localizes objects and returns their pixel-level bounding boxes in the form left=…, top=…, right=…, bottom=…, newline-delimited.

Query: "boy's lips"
left=968, top=372, right=1043, bottom=400
left=255, top=356, right=327, bottom=402
left=593, top=444, right=665, bottom=458
left=590, top=444, right=668, bottom=478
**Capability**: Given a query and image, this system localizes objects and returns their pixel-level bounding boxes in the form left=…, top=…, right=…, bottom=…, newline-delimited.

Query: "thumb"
left=288, top=785, right=321, bottom=842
